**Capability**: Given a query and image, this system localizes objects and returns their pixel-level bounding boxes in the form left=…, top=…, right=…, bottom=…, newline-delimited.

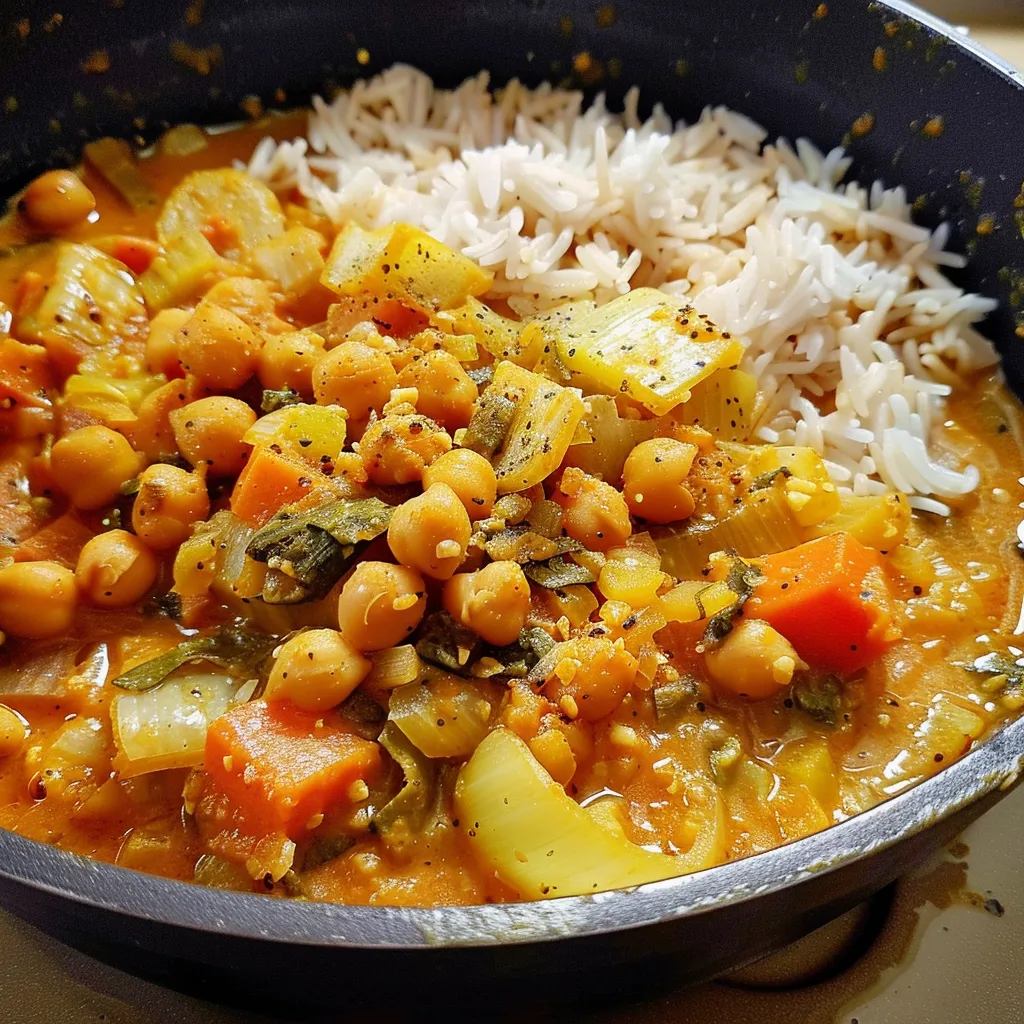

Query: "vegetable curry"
left=0, top=117, right=1020, bottom=906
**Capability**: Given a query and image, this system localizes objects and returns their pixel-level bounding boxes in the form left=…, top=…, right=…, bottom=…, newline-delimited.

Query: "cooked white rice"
left=246, top=63, right=1001, bottom=511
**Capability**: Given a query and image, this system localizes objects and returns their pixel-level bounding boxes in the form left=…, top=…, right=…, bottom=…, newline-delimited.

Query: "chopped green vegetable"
left=523, top=556, right=596, bottom=589
left=749, top=466, right=793, bottom=492
left=300, top=833, right=356, bottom=873
left=467, top=362, right=585, bottom=494
left=372, top=721, right=438, bottom=847
left=414, top=611, right=480, bottom=675
left=653, top=674, right=701, bottom=724
left=246, top=497, right=393, bottom=604
left=338, top=689, right=386, bottom=741
left=652, top=487, right=805, bottom=578
left=112, top=624, right=278, bottom=692
left=461, top=390, right=517, bottom=459
left=482, top=522, right=583, bottom=564
left=701, top=556, right=763, bottom=647
left=260, top=388, right=304, bottom=413
left=791, top=673, right=843, bottom=725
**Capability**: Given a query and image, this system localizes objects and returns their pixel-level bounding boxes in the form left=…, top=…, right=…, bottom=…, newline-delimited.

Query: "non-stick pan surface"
left=0, top=0, right=1022, bottom=1010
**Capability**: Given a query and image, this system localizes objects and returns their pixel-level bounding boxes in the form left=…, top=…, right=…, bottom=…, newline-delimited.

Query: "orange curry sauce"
left=0, top=119, right=1020, bottom=907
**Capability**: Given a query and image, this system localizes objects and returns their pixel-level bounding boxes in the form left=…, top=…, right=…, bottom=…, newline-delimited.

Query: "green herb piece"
left=523, top=556, right=595, bottom=588
left=960, top=651, right=1024, bottom=683
left=461, top=390, right=517, bottom=459
left=300, top=833, right=356, bottom=873
left=119, top=477, right=141, bottom=497
left=112, top=624, right=279, bottom=692
left=145, top=591, right=183, bottom=620
left=483, top=522, right=583, bottom=563
left=338, top=689, right=386, bottom=741
left=246, top=496, right=393, bottom=604
left=372, top=721, right=438, bottom=848
left=791, top=673, right=843, bottom=724
left=654, top=674, right=701, bottom=724
left=260, top=387, right=304, bottom=413
left=749, top=465, right=793, bottom=491
left=701, top=555, right=764, bottom=646
left=414, top=610, right=480, bottom=674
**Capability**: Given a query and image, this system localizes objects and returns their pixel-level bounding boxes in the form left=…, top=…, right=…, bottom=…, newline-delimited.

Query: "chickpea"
left=336, top=561, right=427, bottom=652
left=421, top=448, right=497, bottom=520
left=313, top=341, right=397, bottom=421
left=359, top=412, right=451, bottom=486
left=554, top=467, right=632, bottom=551
left=169, top=396, right=256, bottom=477
left=176, top=301, right=259, bottom=391
left=19, top=169, right=96, bottom=230
left=0, top=561, right=77, bottom=638
left=264, top=629, right=371, bottom=712
left=146, top=308, right=191, bottom=378
left=75, top=529, right=159, bottom=608
left=395, top=350, right=478, bottom=429
left=50, top=425, right=142, bottom=511
left=257, top=329, right=325, bottom=396
left=542, top=636, right=637, bottom=722
left=131, top=463, right=210, bottom=550
left=622, top=437, right=698, bottom=524
left=704, top=618, right=806, bottom=700
left=443, top=560, right=530, bottom=646
left=387, top=483, right=472, bottom=580
left=0, top=704, right=29, bottom=759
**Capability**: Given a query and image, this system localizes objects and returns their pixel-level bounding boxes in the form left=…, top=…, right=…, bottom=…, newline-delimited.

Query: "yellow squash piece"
left=243, top=404, right=348, bottom=467
left=455, top=728, right=723, bottom=899
left=680, top=368, right=760, bottom=442
left=469, top=361, right=585, bottom=494
left=557, top=288, right=743, bottom=416
left=321, top=222, right=492, bottom=314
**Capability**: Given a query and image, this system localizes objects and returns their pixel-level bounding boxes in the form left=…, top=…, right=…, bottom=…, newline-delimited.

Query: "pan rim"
left=0, top=0, right=1023, bottom=955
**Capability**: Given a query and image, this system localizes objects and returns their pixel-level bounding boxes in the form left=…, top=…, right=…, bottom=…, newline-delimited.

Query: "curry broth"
left=0, top=120, right=1019, bottom=907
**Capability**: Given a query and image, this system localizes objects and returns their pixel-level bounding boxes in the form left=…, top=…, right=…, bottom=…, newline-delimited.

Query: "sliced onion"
left=388, top=677, right=492, bottom=759
left=112, top=673, right=239, bottom=778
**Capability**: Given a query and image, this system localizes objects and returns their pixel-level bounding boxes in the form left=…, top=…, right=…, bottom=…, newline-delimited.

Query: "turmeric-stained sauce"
left=0, top=118, right=1019, bottom=907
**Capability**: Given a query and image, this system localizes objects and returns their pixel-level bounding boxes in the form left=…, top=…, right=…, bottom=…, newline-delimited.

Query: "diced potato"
left=746, top=445, right=841, bottom=528
left=321, top=223, right=492, bottom=314
left=431, top=297, right=522, bottom=360
left=557, top=288, right=743, bottom=416
left=251, top=225, right=326, bottom=296
left=156, top=169, right=286, bottom=261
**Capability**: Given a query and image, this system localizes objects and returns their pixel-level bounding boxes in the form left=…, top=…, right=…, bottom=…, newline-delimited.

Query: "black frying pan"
left=0, top=0, right=1023, bottom=1013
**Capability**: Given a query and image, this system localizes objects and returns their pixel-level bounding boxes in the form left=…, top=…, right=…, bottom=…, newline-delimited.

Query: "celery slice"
left=557, top=288, right=744, bottom=416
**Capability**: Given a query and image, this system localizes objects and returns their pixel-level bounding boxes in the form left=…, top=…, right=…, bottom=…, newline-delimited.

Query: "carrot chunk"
left=205, top=700, right=381, bottom=836
left=744, top=532, right=896, bottom=674
left=0, top=338, right=55, bottom=409
left=229, top=445, right=332, bottom=526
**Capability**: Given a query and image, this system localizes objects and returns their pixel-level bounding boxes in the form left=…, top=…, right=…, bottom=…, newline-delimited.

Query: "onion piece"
left=388, top=677, right=492, bottom=758
left=112, top=673, right=240, bottom=777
